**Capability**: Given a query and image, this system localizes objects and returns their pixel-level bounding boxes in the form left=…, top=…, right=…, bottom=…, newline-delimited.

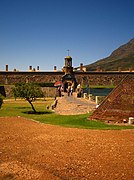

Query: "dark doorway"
left=62, top=74, right=77, bottom=92
left=64, top=82, right=68, bottom=92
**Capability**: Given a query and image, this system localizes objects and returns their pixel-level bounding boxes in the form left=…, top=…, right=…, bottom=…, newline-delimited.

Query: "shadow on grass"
left=22, top=111, right=53, bottom=115
left=16, top=107, right=30, bottom=109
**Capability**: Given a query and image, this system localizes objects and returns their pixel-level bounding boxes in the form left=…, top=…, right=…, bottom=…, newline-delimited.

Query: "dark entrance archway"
left=62, top=74, right=77, bottom=92
left=64, top=82, right=68, bottom=92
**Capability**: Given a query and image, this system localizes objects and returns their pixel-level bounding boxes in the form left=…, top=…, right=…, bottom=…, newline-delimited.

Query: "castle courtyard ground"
left=0, top=117, right=134, bottom=180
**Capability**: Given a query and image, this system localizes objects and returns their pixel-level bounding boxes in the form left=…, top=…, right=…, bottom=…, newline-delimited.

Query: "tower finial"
left=67, top=49, right=70, bottom=56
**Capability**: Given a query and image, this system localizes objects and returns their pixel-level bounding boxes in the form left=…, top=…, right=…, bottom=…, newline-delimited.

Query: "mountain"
left=85, top=38, right=134, bottom=71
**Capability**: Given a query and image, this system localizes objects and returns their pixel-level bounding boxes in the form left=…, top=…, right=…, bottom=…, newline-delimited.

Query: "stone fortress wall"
left=74, top=72, right=134, bottom=86
left=0, top=61, right=134, bottom=97
left=0, top=71, right=63, bottom=97
left=0, top=71, right=133, bottom=86
left=0, top=71, right=63, bottom=85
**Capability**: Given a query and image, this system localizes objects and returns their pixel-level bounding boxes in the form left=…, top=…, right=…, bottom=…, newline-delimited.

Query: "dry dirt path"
left=55, top=93, right=96, bottom=115
left=0, top=117, right=134, bottom=180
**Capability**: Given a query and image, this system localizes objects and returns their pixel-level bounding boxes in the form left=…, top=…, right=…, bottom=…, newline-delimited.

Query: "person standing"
left=70, top=86, right=73, bottom=96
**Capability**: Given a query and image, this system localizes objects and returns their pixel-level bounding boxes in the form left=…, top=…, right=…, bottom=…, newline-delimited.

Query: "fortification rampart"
left=0, top=71, right=134, bottom=86
left=74, top=72, right=134, bottom=86
left=0, top=71, right=64, bottom=85
left=0, top=71, right=133, bottom=97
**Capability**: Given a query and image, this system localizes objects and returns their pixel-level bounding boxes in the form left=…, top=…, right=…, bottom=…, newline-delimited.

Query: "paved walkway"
left=55, top=93, right=96, bottom=115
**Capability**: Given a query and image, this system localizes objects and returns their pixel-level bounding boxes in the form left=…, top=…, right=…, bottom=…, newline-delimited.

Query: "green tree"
left=12, top=83, right=44, bottom=113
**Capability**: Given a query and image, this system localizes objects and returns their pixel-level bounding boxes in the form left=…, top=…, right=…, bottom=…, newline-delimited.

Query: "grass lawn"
left=0, top=99, right=134, bottom=130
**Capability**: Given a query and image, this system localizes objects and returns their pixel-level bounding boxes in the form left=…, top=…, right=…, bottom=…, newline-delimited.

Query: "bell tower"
left=62, top=50, right=77, bottom=92
left=62, top=50, right=73, bottom=74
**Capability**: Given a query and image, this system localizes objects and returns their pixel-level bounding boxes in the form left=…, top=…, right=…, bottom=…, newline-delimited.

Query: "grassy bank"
left=0, top=99, right=134, bottom=130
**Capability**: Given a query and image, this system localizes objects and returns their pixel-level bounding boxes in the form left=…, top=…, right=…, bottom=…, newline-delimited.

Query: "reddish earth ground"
left=0, top=117, right=134, bottom=180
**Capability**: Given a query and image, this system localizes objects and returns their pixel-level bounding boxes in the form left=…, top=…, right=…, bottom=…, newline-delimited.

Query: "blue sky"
left=0, top=0, right=134, bottom=71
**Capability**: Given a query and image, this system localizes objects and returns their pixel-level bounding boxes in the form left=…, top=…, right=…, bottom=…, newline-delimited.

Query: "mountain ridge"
left=85, top=38, right=134, bottom=71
